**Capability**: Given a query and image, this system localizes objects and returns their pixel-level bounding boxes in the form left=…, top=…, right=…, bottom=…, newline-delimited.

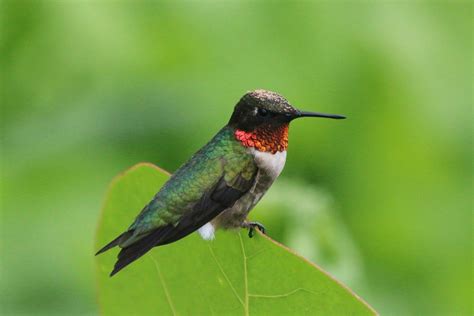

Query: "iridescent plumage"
left=128, top=126, right=256, bottom=243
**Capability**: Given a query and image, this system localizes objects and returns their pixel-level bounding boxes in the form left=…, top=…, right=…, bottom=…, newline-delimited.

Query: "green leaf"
left=95, top=163, right=377, bottom=315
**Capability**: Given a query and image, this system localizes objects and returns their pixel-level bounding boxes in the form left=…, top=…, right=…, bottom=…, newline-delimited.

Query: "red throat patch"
left=235, top=124, right=289, bottom=154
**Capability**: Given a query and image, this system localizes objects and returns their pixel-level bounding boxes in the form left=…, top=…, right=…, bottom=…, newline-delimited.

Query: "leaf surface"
left=95, top=163, right=376, bottom=315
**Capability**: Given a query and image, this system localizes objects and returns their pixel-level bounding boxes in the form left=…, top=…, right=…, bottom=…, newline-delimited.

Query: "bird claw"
left=245, top=221, right=266, bottom=238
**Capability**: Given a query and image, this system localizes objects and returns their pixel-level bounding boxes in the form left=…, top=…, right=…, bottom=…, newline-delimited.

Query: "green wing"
left=96, top=127, right=258, bottom=276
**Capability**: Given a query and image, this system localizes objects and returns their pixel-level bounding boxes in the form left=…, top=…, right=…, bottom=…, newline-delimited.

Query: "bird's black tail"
left=107, top=215, right=211, bottom=276
left=95, top=231, right=133, bottom=256
left=109, top=227, right=168, bottom=276
left=109, top=223, right=189, bottom=276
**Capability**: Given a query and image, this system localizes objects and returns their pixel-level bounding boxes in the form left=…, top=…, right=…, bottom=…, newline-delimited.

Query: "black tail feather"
left=96, top=231, right=133, bottom=256
left=109, top=214, right=220, bottom=276
left=109, top=226, right=174, bottom=276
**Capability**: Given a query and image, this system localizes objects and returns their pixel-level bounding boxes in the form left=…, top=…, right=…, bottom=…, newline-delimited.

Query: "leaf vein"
left=150, top=254, right=177, bottom=316
left=248, top=288, right=319, bottom=299
left=245, top=248, right=268, bottom=260
left=239, top=233, right=249, bottom=316
left=207, top=243, right=245, bottom=307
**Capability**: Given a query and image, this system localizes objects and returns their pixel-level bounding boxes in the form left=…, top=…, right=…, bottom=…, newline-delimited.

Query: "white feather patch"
left=252, top=150, right=287, bottom=179
left=198, top=222, right=215, bottom=240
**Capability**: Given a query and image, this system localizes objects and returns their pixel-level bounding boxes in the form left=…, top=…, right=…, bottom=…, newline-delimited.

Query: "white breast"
left=198, top=149, right=287, bottom=241
left=251, top=149, right=287, bottom=180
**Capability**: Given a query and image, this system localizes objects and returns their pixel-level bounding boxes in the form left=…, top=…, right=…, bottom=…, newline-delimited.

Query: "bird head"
left=228, top=89, right=345, bottom=132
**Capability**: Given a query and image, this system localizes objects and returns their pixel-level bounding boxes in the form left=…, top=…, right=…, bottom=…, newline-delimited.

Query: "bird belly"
left=200, top=150, right=287, bottom=236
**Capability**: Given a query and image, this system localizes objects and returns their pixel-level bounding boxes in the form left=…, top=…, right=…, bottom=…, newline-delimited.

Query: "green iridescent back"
left=129, top=126, right=256, bottom=235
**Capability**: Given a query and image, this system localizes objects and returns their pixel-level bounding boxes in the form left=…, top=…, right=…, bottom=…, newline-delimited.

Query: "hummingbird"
left=96, top=89, right=345, bottom=276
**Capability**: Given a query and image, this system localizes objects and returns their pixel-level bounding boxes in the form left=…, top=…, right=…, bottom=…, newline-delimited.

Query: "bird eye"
left=257, top=108, right=268, bottom=117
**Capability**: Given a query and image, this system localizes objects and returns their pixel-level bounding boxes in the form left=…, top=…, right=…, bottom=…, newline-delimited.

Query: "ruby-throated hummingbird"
left=97, top=89, right=345, bottom=276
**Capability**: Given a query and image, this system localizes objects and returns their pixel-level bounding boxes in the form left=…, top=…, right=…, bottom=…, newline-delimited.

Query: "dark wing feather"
left=109, top=171, right=257, bottom=276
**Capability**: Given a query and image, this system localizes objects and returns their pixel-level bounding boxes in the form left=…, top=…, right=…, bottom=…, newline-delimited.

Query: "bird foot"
left=243, top=221, right=266, bottom=238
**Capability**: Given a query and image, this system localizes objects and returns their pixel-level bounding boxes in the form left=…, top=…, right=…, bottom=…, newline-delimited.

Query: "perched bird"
left=96, top=89, right=345, bottom=276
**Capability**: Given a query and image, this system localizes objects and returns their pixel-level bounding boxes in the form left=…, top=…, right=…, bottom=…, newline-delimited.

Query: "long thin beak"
left=296, top=110, right=346, bottom=120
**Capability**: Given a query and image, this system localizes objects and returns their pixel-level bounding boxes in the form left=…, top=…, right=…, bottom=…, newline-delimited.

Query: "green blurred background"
left=1, top=1, right=472, bottom=315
